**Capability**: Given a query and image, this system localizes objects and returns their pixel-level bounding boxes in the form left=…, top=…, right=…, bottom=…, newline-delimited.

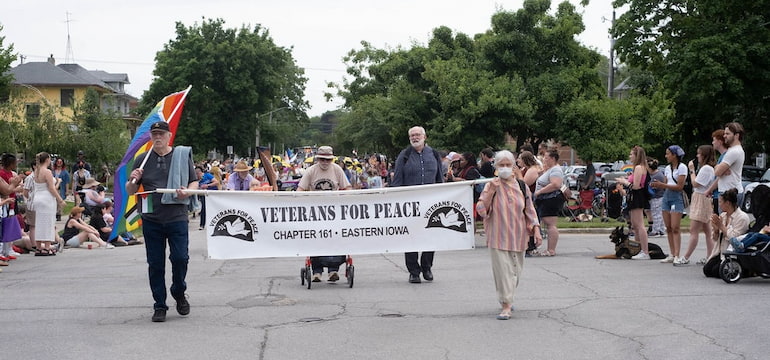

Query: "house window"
left=25, top=104, right=40, bottom=122
left=61, top=88, right=75, bottom=107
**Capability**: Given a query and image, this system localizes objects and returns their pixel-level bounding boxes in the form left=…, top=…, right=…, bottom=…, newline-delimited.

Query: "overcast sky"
left=3, top=0, right=617, bottom=116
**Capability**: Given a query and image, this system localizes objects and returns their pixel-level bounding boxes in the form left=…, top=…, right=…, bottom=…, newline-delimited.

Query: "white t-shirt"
left=665, top=163, right=688, bottom=187
left=298, top=164, right=351, bottom=191
left=718, top=145, right=744, bottom=193
left=693, top=165, right=715, bottom=194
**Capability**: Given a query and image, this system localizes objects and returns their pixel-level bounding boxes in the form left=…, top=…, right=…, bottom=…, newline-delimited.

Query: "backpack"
left=402, top=145, right=442, bottom=166
left=475, top=176, right=486, bottom=194
left=401, top=146, right=443, bottom=182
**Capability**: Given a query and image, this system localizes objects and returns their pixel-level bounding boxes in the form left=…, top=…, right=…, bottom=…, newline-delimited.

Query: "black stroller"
left=719, top=186, right=770, bottom=283
left=719, top=240, right=770, bottom=283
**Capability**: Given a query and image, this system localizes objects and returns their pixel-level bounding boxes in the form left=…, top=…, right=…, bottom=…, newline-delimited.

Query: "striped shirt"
left=476, top=178, right=539, bottom=251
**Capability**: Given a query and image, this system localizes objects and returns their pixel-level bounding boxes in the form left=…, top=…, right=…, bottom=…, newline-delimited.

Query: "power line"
left=19, top=54, right=347, bottom=73
left=20, top=53, right=155, bottom=66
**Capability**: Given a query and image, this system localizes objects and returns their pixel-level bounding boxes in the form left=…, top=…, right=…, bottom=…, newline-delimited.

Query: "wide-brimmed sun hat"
left=233, top=160, right=253, bottom=172
left=83, top=178, right=100, bottom=189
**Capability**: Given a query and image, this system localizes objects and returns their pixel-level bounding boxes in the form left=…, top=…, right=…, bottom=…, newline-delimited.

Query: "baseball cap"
left=150, top=122, right=170, bottom=132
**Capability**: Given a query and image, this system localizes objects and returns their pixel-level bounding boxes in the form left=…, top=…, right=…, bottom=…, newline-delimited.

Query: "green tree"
left=70, top=88, right=130, bottom=170
left=612, top=0, right=770, bottom=152
left=557, top=88, right=677, bottom=161
left=0, top=24, right=15, bottom=101
left=479, top=0, right=605, bottom=149
left=0, top=24, right=19, bottom=152
left=142, top=18, right=309, bottom=156
left=333, top=1, right=607, bottom=157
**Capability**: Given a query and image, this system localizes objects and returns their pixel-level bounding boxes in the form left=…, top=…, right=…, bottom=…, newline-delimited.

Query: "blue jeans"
left=662, top=190, right=685, bottom=213
left=143, top=219, right=189, bottom=311
left=737, top=232, right=770, bottom=250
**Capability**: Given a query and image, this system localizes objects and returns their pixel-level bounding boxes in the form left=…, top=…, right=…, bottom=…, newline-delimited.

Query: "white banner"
left=202, top=181, right=477, bottom=259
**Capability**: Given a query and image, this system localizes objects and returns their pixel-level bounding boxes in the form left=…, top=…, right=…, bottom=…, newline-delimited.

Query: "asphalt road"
left=2, top=221, right=768, bottom=360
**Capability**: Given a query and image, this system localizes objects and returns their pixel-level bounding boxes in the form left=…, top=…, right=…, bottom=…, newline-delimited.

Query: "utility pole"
left=255, top=106, right=290, bottom=151
left=608, top=9, right=616, bottom=98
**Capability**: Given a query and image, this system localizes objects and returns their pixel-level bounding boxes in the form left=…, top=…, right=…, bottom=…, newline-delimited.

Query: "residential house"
left=4, top=55, right=139, bottom=127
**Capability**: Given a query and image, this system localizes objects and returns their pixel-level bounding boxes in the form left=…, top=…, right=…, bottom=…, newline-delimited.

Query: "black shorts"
left=627, top=189, right=649, bottom=210
left=536, top=196, right=564, bottom=217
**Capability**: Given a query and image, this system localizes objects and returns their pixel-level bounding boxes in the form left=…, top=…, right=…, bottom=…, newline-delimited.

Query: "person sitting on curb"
left=101, top=201, right=142, bottom=245
left=11, top=204, right=36, bottom=253
left=82, top=178, right=110, bottom=208
left=61, top=207, right=114, bottom=250
left=90, top=203, right=128, bottom=246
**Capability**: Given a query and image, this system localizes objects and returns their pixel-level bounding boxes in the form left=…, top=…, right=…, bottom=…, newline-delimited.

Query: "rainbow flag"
left=110, top=86, right=191, bottom=240
left=621, top=164, right=634, bottom=173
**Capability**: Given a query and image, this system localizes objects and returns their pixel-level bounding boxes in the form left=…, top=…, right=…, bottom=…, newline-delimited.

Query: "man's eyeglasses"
left=318, top=158, right=332, bottom=162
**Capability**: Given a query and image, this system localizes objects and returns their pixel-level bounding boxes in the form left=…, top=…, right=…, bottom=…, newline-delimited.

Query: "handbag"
left=25, top=209, right=36, bottom=226
left=682, top=192, right=690, bottom=209
left=1, top=215, right=22, bottom=243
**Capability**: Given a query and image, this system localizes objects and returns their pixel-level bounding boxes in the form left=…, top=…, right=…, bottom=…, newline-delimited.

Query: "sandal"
left=496, top=310, right=512, bottom=320
left=34, top=249, right=49, bottom=257
left=535, top=250, right=555, bottom=257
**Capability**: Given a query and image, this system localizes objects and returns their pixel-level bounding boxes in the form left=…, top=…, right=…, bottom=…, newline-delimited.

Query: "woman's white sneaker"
left=659, top=255, right=675, bottom=263
left=632, top=252, right=651, bottom=260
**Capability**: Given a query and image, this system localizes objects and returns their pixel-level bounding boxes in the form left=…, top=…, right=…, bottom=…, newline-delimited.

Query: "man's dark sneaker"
left=409, top=273, right=421, bottom=283
left=175, top=294, right=190, bottom=316
left=422, top=268, right=433, bottom=281
left=152, top=309, right=167, bottom=322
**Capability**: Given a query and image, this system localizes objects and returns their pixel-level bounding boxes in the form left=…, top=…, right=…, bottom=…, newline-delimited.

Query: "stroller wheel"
left=719, top=258, right=742, bottom=284
left=305, top=265, right=312, bottom=289
left=300, top=267, right=307, bottom=286
left=347, top=265, right=354, bottom=288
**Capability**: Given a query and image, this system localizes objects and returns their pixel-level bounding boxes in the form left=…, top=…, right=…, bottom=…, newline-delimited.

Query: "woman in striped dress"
left=476, top=150, right=541, bottom=320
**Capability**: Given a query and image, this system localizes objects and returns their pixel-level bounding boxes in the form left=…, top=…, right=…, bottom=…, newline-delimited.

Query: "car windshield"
left=743, top=167, right=765, bottom=182
left=761, top=169, right=770, bottom=182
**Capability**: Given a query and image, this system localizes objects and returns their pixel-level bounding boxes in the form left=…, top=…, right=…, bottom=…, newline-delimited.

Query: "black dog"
left=609, top=226, right=667, bottom=259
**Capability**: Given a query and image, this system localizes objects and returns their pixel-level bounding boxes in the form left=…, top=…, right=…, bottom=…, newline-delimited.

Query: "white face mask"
left=497, top=167, right=513, bottom=179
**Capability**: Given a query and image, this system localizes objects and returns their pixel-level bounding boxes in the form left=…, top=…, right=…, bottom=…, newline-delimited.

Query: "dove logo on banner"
left=424, top=201, right=472, bottom=233
left=210, top=209, right=259, bottom=242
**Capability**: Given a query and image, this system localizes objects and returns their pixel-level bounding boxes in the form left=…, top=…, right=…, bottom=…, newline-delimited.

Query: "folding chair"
left=565, top=189, right=595, bottom=222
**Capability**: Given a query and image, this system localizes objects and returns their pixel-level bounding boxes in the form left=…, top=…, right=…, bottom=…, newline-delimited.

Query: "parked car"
left=600, top=171, right=628, bottom=190
left=565, top=165, right=586, bottom=189
left=595, top=162, right=618, bottom=180
left=741, top=168, right=770, bottom=212
left=742, top=165, right=765, bottom=192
